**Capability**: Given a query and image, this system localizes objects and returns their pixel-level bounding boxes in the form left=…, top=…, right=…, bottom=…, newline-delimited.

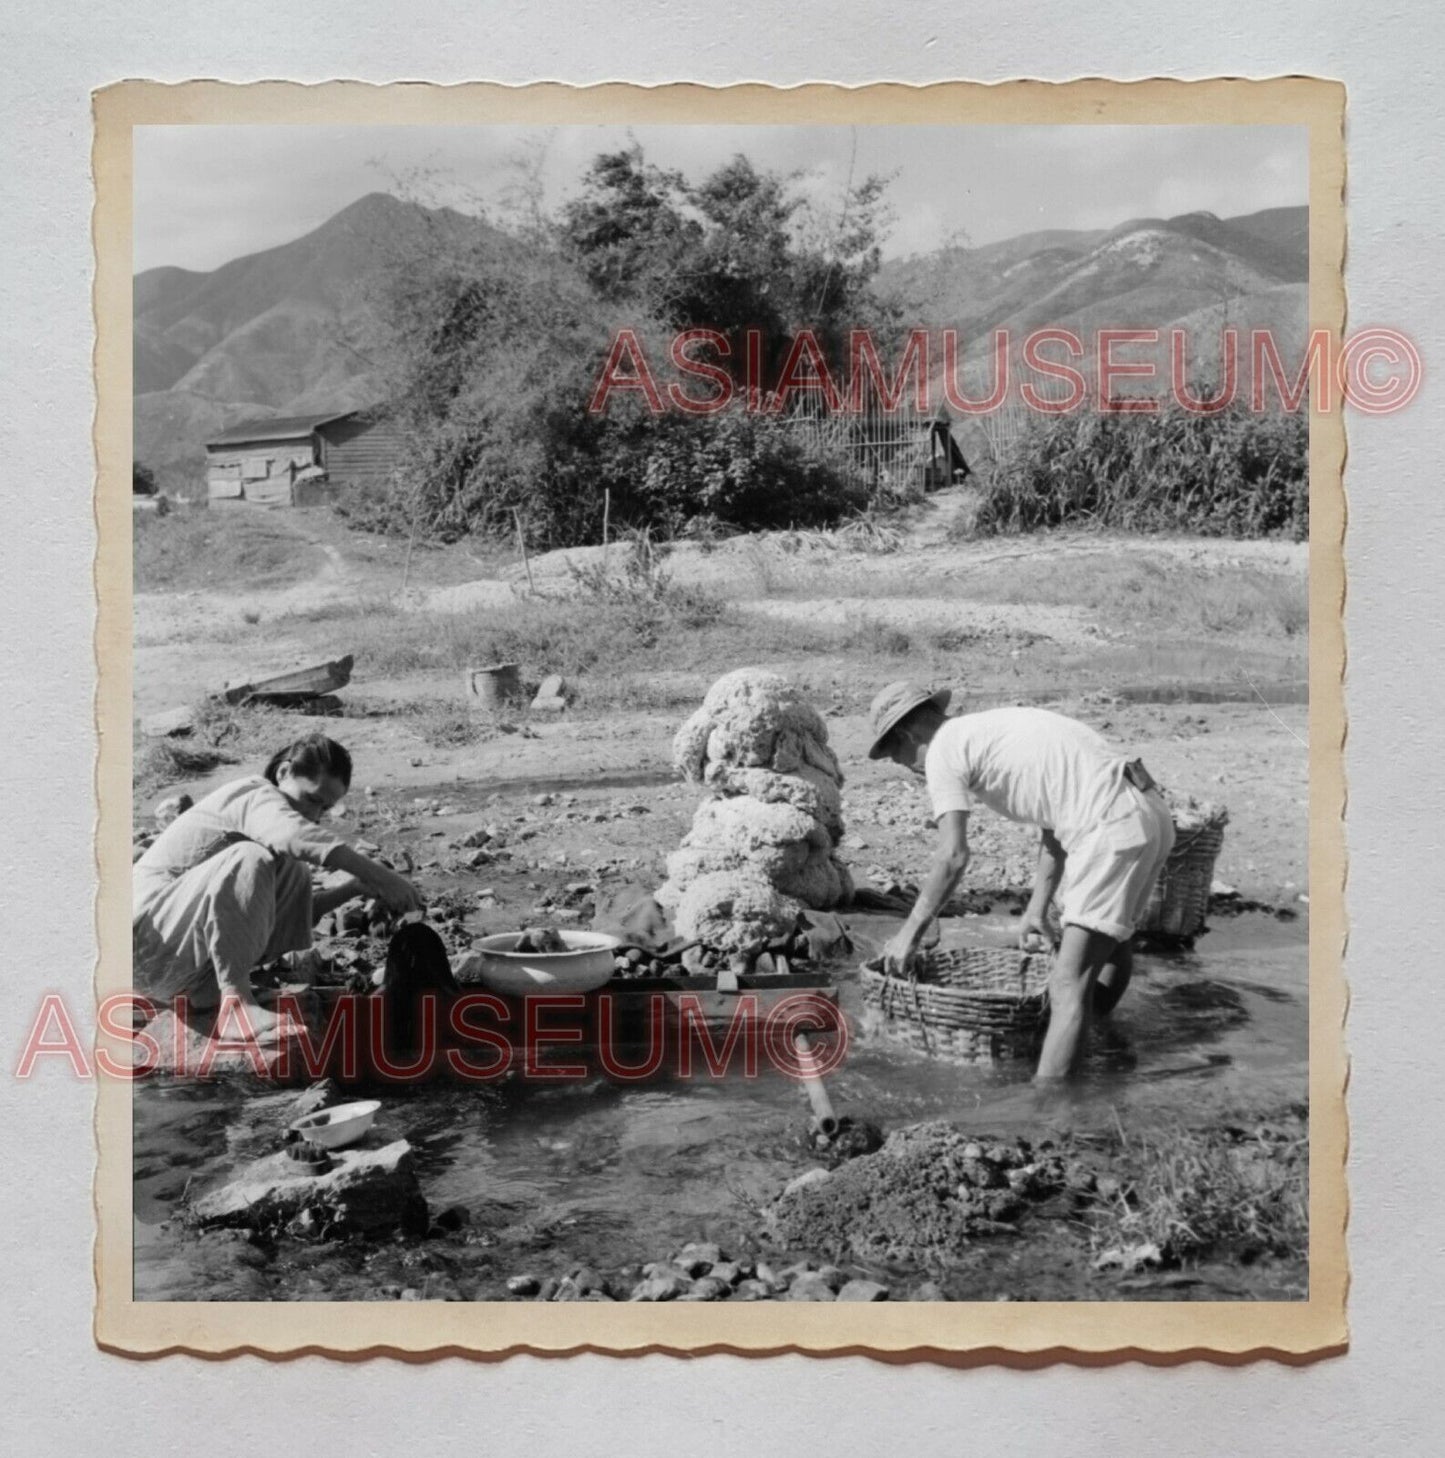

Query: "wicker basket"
left=1139, top=805, right=1229, bottom=941
left=859, top=946, right=1053, bottom=1064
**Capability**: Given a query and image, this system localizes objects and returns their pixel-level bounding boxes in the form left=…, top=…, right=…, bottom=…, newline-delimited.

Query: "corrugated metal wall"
left=318, top=416, right=404, bottom=488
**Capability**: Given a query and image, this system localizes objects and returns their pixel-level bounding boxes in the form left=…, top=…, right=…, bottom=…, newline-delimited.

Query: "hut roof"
left=205, top=410, right=359, bottom=449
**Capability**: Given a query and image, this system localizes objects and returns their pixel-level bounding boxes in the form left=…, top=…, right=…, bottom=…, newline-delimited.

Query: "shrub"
left=974, top=402, right=1308, bottom=540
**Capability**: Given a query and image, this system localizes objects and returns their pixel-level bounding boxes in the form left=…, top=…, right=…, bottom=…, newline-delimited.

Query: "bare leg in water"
left=1035, top=924, right=1123, bottom=1081
left=1093, top=941, right=1134, bottom=1016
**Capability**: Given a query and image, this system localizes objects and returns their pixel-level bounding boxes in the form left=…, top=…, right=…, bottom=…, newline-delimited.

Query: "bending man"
left=866, top=683, right=1174, bottom=1080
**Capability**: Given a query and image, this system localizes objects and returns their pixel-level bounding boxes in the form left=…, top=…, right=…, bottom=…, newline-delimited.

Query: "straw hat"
left=865, top=681, right=952, bottom=760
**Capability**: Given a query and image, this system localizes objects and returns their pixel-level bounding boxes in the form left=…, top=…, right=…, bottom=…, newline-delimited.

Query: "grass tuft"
left=1091, top=1116, right=1308, bottom=1264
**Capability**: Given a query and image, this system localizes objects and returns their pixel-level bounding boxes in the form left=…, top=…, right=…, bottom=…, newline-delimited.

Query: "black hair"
left=262, top=734, right=353, bottom=790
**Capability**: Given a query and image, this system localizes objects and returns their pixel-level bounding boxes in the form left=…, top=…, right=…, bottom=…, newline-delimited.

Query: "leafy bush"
left=630, top=409, right=871, bottom=537
left=350, top=147, right=894, bottom=550
left=974, top=402, right=1308, bottom=540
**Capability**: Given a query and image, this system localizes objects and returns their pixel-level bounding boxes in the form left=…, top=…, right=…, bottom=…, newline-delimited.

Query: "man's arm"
left=882, top=811, right=969, bottom=972
left=1020, top=828, right=1066, bottom=949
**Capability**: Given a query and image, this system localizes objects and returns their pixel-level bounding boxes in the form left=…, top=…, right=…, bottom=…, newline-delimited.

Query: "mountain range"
left=135, top=192, right=1308, bottom=490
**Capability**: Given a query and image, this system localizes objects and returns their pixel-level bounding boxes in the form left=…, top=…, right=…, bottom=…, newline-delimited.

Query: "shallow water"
left=132, top=910, right=1307, bottom=1301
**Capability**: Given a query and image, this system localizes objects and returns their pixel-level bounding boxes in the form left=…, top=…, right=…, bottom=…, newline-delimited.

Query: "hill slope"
left=134, top=197, right=1308, bottom=491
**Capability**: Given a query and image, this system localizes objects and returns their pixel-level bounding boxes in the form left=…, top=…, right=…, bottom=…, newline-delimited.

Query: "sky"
left=133, top=123, right=1308, bottom=275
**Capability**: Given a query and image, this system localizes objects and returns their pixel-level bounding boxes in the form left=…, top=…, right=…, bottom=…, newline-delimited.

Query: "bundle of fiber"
left=671, top=668, right=833, bottom=782
left=701, top=764, right=845, bottom=838
left=673, top=872, right=803, bottom=956
left=656, top=840, right=810, bottom=907
left=687, top=797, right=830, bottom=855
left=658, top=667, right=852, bottom=922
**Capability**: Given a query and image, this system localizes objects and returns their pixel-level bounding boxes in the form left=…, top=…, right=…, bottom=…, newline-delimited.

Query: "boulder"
left=187, top=1139, right=421, bottom=1236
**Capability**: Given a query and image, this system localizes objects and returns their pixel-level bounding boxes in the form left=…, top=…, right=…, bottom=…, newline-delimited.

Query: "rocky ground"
left=130, top=502, right=1313, bottom=1301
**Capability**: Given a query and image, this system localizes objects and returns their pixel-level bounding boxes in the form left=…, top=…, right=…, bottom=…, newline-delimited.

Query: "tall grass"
left=976, top=402, right=1308, bottom=540
left=1091, top=1117, right=1308, bottom=1263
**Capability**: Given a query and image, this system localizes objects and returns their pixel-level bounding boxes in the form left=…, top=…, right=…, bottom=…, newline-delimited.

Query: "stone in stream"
left=707, top=1261, right=745, bottom=1287
left=787, top=1272, right=838, bottom=1301
left=837, top=1279, right=891, bottom=1302
left=678, top=1276, right=731, bottom=1301
left=506, top=1274, right=540, bottom=1297
left=187, top=1140, right=421, bottom=1236
left=672, top=1241, right=723, bottom=1276
left=629, top=1271, right=692, bottom=1302
left=783, top=1167, right=831, bottom=1198
left=553, top=1266, right=607, bottom=1300
left=731, top=1279, right=773, bottom=1302
left=753, top=1261, right=788, bottom=1293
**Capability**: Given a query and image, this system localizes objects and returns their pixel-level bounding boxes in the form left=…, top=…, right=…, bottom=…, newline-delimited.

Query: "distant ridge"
left=135, top=195, right=1307, bottom=491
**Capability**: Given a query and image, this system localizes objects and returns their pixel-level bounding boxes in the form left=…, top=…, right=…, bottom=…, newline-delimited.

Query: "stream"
left=132, top=908, right=1307, bottom=1302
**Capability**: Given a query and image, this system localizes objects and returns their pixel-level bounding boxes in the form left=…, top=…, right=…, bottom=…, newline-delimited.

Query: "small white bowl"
left=464, top=930, right=621, bottom=996
left=288, top=1099, right=382, bottom=1151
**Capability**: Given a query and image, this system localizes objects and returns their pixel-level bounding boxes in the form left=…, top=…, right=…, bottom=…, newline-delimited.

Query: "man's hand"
left=1018, top=909, right=1054, bottom=953
left=881, top=928, right=920, bottom=976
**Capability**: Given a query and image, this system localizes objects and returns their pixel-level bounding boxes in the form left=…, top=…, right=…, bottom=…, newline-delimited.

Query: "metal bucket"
left=464, top=662, right=522, bottom=711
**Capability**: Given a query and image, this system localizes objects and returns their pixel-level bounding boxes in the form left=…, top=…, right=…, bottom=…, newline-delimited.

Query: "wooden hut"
left=205, top=407, right=403, bottom=506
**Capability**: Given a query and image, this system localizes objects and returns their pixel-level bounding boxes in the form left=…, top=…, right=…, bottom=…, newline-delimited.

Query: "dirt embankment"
left=133, top=508, right=1310, bottom=902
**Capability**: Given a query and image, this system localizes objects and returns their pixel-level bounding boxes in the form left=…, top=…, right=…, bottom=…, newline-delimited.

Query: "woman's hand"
left=241, top=1000, right=310, bottom=1044
left=368, top=861, right=424, bottom=917
left=326, top=844, right=425, bottom=918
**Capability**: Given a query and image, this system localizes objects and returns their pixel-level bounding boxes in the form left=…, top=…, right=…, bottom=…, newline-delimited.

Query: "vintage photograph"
left=98, top=81, right=1345, bottom=1354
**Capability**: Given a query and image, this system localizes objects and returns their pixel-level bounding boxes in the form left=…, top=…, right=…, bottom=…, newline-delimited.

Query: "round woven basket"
left=1140, top=810, right=1228, bottom=941
left=859, top=945, right=1053, bottom=1063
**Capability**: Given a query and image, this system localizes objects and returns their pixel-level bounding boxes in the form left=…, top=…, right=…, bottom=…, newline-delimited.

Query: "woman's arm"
left=882, top=811, right=970, bottom=973
left=1020, top=828, right=1066, bottom=949
left=324, top=844, right=424, bottom=916
left=312, top=871, right=367, bottom=921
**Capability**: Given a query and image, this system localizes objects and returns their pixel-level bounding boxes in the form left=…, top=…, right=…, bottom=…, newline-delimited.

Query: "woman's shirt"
left=133, top=775, right=343, bottom=915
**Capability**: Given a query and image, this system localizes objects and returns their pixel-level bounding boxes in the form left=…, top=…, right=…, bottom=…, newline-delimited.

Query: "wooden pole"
left=601, top=487, right=611, bottom=571
left=512, top=507, right=535, bottom=594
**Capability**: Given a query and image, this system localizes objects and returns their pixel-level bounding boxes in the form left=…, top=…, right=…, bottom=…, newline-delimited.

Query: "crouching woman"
left=132, top=734, right=422, bottom=1039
